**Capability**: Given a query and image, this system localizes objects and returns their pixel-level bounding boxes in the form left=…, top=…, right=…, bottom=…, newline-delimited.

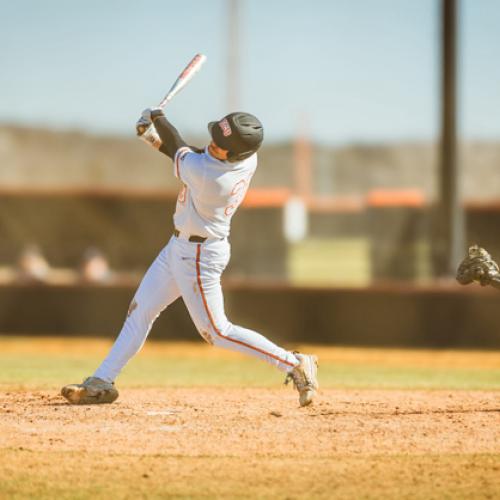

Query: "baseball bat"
left=157, top=53, right=207, bottom=109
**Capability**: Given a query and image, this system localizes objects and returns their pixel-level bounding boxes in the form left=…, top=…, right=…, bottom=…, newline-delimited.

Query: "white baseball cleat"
left=61, top=376, right=119, bottom=405
left=285, top=353, right=319, bottom=407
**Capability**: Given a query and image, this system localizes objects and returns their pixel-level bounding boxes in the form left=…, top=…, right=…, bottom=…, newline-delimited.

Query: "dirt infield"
left=1, top=387, right=499, bottom=498
left=1, top=388, right=499, bottom=456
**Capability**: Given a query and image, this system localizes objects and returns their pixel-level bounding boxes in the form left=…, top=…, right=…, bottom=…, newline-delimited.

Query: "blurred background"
left=1, top=0, right=500, bottom=347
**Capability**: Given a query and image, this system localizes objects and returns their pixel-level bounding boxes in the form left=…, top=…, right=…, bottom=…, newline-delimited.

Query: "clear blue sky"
left=0, top=0, right=498, bottom=144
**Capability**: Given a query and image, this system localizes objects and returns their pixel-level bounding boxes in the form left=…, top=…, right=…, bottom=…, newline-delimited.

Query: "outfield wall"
left=3, top=190, right=500, bottom=283
left=0, top=190, right=287, bottom=280
left=1, top=282, right=499, bottom=348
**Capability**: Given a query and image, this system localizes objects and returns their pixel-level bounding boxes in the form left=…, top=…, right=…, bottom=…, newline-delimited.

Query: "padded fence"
left=0, top=282, right=499, bottom=348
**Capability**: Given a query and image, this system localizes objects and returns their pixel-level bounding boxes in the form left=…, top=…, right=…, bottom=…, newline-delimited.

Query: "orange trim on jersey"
left=195, top=244, right=295, bottom=368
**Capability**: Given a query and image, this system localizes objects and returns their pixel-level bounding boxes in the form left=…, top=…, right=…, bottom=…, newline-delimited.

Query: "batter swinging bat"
left=137, top=53, right=207, bottom=141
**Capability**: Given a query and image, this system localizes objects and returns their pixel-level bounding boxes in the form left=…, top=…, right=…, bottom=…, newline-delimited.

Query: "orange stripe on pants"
left=195, top=244, right=295, bottom=368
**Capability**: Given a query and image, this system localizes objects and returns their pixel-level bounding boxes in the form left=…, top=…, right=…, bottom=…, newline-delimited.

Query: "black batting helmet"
left=208, top=112, right=264, bottom=162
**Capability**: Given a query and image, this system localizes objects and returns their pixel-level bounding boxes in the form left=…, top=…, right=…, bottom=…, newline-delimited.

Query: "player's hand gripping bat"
left=137, top=53, right=207, bottom=140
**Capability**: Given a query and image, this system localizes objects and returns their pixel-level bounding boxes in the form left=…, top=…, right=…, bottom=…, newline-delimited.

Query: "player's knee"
left=214, top=317, right=233, bottom=336
left=197, top=327, right=215, bottom=345
left=214, top=320, right=236, bottom=342
left=126, top=300, right=162, bottom=328
left=196, top=319, right=232, bottom=345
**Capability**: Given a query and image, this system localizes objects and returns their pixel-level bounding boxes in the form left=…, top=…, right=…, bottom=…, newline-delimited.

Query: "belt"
left=174, top=229, right=207, bottom=243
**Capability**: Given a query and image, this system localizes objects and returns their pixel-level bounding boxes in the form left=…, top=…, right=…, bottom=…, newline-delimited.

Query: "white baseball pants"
left=94, top=236, right=299, bottom=382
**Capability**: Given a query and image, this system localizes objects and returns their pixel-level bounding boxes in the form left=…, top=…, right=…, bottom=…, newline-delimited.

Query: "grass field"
left=0, top=336, right=499, bottom=499
left=288, top=238, right=371, bottom=286
left=288, top=238, right=434, bottom=286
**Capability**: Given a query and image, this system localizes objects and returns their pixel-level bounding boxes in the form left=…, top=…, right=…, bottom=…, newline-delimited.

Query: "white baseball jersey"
left=172, top=146, right=257, bottom=239
left=93, top=138, right=300, bottom=387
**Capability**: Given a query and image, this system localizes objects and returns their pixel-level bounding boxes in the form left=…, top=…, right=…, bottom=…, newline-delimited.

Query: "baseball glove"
left=456, top=245, right=500, bottom=286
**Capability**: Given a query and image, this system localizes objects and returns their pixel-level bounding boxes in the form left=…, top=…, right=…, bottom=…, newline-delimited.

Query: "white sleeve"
left=173, top=147, right=204, bottom=188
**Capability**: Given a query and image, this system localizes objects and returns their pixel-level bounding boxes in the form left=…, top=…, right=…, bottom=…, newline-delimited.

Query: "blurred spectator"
left=17, top=244, right=50, bottom=283
left=80, top=247, right=112, bottom=283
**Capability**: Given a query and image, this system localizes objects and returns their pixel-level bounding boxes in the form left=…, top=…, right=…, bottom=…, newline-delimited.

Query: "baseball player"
left=61, top=109, right=318, bottom=407
left=456, top=245, right=500, bottom=289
